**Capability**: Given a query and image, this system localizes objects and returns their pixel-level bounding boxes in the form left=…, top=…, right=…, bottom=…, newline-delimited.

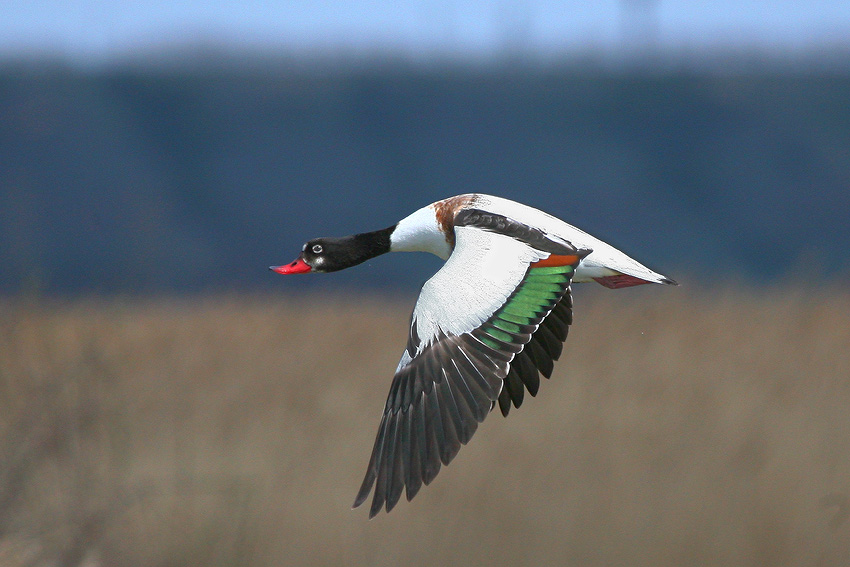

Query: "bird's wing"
left=353, top=209, right=590, bottom=517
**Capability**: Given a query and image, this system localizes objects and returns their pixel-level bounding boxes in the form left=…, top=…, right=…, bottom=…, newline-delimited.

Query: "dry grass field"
left=1, top=284, right=849, bottom=566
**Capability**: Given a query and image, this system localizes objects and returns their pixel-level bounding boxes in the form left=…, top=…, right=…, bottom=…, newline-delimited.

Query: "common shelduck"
left=271, top=194, right=676, bottom=518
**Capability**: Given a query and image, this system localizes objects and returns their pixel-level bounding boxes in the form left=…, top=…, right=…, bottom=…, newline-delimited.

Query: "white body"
left=348, top=193, right=676, bottom=517
left=389, top=193, right=669, bottom=284
left=387, top=193, right=671, bottom=361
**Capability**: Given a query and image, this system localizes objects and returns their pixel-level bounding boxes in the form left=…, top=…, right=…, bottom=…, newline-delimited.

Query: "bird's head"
left=270, top=230, right=393, bottom=275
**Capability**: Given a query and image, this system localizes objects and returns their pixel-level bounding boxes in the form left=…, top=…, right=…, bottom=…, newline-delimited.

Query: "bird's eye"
left=312, top=244, right=323, bottom=254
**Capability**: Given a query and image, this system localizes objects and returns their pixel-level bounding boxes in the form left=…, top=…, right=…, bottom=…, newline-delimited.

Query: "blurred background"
left=2, top=1, right=850, bottom=566
left=3, top=0, right=850, bottom=294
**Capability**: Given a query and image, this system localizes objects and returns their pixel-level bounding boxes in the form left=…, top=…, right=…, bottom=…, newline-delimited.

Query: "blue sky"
left=3, top=0, right=850, bottom=64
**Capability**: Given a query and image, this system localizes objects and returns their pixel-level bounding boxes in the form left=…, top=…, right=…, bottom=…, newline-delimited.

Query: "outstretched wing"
left=353, top=209, right=590, bottom=517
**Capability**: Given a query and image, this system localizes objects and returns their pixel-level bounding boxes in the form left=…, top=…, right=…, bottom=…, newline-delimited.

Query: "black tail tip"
left=661, top=277, right=679, bottom=286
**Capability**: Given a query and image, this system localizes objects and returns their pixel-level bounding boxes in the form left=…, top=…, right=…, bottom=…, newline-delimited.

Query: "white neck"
left=389, top=205, right=453, bottom=260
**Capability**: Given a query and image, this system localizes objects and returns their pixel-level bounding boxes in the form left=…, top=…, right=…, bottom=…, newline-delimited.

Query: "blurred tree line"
left=1, top=59, right=849, bottom=295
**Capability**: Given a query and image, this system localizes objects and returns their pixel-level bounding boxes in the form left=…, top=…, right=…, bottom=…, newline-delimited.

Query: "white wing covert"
left=353, top=209, right=591, bottom=517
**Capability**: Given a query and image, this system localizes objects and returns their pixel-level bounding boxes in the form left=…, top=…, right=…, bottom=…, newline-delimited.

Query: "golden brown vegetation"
left=1, top=285, right=849, bottom=566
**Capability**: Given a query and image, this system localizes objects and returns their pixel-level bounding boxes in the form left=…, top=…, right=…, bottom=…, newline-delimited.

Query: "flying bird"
left=271, top=194, right=676, bottom=518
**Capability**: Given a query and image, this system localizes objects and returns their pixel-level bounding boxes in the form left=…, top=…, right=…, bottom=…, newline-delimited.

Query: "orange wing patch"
left=531, top=254, right=580, bottom=268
